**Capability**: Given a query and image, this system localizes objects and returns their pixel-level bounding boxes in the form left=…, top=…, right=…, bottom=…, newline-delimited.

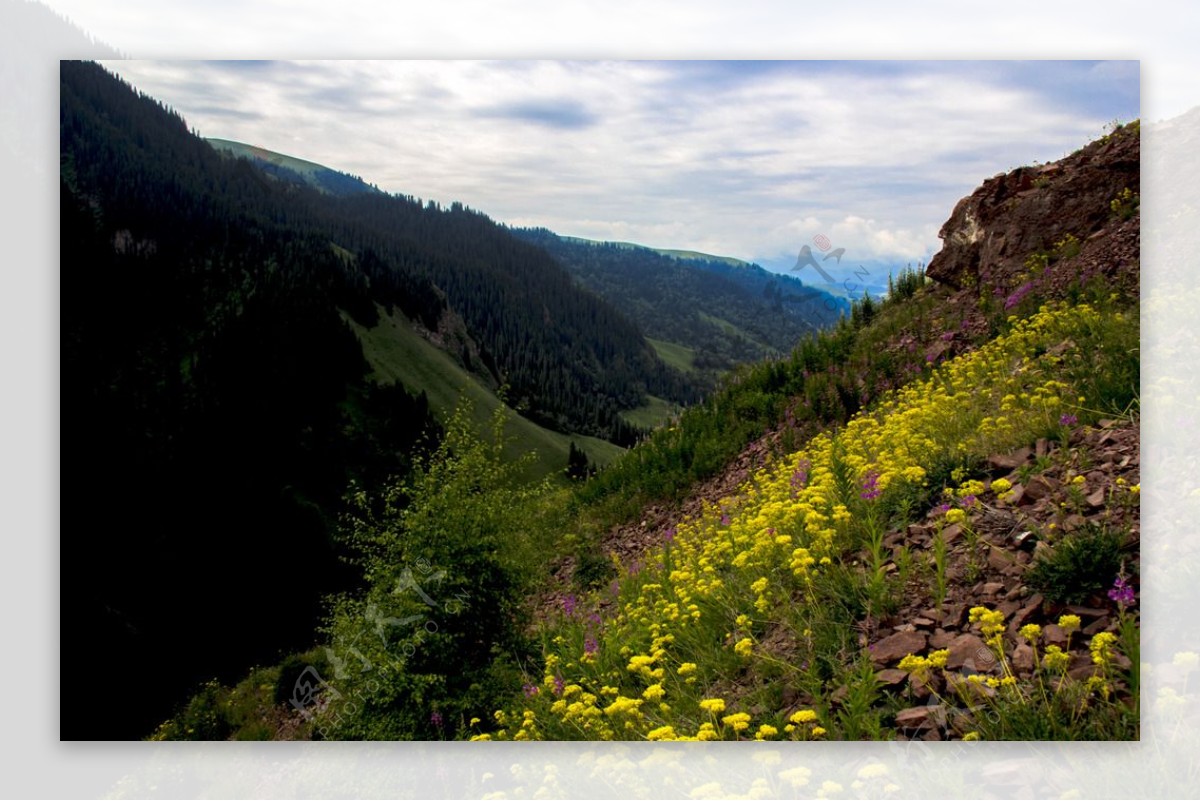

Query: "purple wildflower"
left=1003, top=281, right=1035, bottom=311
left=523, top=683, right=539, bottom=698
left=430, top=711, right=444, bottom=727
left=860, top=470, right=882, bottom=501
left=1059, top=413, right=1078, bottom=427
left=589, top=612, right=602, bottom=627
left=721, top=513, right=731, bottom=526
left=562, top=594, right=577, bottom=616
left=610, top=580, right=620, bottom=597
left=553, top=675, right=565, bottom=696
left=791, top=461, right=810, bottom=496
left=584, top=637, right=599, bottom=657
left=960, top=494, right=977, bottom=508
left=665, top=527, right=676, bottom=543
left=1108, top=576, right=1136, bottom=606
left=935, top=502, right=952, bottom=515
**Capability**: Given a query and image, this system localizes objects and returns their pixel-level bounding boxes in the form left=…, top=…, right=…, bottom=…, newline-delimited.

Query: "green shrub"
left=316, top=403, right=558, bottom=739
left=1027, top=524, right=1126, bottom=604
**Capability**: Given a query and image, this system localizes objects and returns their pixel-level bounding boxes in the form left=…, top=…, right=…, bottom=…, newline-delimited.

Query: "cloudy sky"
left=100, top=60, right=1139, bottom=272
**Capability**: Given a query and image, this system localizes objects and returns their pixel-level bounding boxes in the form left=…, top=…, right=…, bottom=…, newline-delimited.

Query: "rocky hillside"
left=150, top=125, right=1140, bottom=745
left=498, top=123, right=1141, bottom=743
left=928, top=123, right=1139, bottom=298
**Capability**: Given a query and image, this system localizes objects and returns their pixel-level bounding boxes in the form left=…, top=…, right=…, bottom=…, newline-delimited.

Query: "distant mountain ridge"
left=514, top=228, right=850, bottom=390
left=206, top=137, right=381, bottom=197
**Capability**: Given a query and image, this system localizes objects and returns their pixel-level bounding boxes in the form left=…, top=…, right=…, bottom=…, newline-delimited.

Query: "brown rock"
left=912, top=617, right=937, bottom=629
left=939, top=523, right=963, bottom=545
left=1012, top=594, right=1044, bottom=627
left=988, top=549, right=1019, bottom=575
left=870, top=630, right=929, bottom=664
left=925, top=127, right=1139, bottom=291
left=1063, top=514, right=1089, bottom=532
left=987, top=447, right=1033, bottom=472
left=1033, top=541, right=1054, bottom=563
left=998, top=600, right=1021, bottom=618
left=1022, top=475, right=1056, bottom=502
left=895, top=705, right=945, bottom=731
left=929, top=629, right=957, bottom=649
left=946, top=633, right=998, bottom=672
left=1012, top=643, right=1035, bottom=674
left=942, top=603, right=967, bottom=628
left=1043, top=624, right=1068, bottom=647
left=876, top=668, right=909, bottom=687
left=1068, top=653, right=1095, bottom=681
left=982, top=581, right=1006, bottom=596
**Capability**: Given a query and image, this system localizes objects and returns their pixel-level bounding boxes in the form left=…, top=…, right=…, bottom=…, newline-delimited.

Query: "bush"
left=1027, top=524, right=1126, bottom=604
left=315, top=403, right=559, bottom=739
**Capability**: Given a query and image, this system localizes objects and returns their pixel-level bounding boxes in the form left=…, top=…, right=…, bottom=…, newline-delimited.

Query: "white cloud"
left=98, top=59, right=1138, bottom=268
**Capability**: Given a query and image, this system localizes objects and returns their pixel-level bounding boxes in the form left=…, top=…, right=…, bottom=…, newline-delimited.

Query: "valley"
left=60, top=60, right=1141, bottom=747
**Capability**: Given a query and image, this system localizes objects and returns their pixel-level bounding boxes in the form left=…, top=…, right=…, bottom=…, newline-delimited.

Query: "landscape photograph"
left=60, top=59, right=1142, bottom=743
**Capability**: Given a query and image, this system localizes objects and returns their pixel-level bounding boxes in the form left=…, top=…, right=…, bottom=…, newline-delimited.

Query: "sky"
left=98, top=59, right=1139, bottom=274
left=5, top=1, right=1200, bottom=797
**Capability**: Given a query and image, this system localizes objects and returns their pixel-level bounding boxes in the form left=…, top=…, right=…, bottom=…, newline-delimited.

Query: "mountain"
left=206, top=137, right=382, bottom=197
left=513, top=229, right=850, bottom=391
left=58, top=60, right=689, bottom=738
left=163, top=120, right=1140, bottom=745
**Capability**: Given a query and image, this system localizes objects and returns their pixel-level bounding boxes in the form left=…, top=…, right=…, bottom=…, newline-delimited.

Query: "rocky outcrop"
left=927, top=123, right=1140, bottom=290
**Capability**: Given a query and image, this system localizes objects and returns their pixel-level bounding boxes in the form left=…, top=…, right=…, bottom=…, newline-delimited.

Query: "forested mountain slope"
left=515, top=229, right=849, bottom=390
left=59, top=60, right=689, bottom=738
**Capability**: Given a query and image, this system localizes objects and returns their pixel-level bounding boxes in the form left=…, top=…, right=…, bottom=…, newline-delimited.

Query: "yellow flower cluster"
left=970, top=606, right=1007, bottom=640
left=476, top=302, right=1110, bottom=741
left=897, top=649, right=949, bottom=678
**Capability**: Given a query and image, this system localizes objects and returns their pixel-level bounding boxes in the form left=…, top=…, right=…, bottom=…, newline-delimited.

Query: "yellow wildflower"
left=789, top=709, right=818, bottom=725
left=754, top=724, right=778, bottom=740
left=1042, top=645, right=1070, bottom=672
left=646, top=725, right=676, bottom=741
left=722, top=712, right=752, bottom=732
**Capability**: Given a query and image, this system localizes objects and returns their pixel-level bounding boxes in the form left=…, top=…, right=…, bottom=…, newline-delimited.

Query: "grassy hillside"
left=345, top=306, right=624, bottom=481
left=646, top=337, right=697, bottom=374
left=207, top=137, right=379, bottom=196
left=620, top=395, right=681, bottom=430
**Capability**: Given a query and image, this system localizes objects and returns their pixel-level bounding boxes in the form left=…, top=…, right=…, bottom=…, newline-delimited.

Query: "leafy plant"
left=1026, top=524, right=1126, bottom=604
